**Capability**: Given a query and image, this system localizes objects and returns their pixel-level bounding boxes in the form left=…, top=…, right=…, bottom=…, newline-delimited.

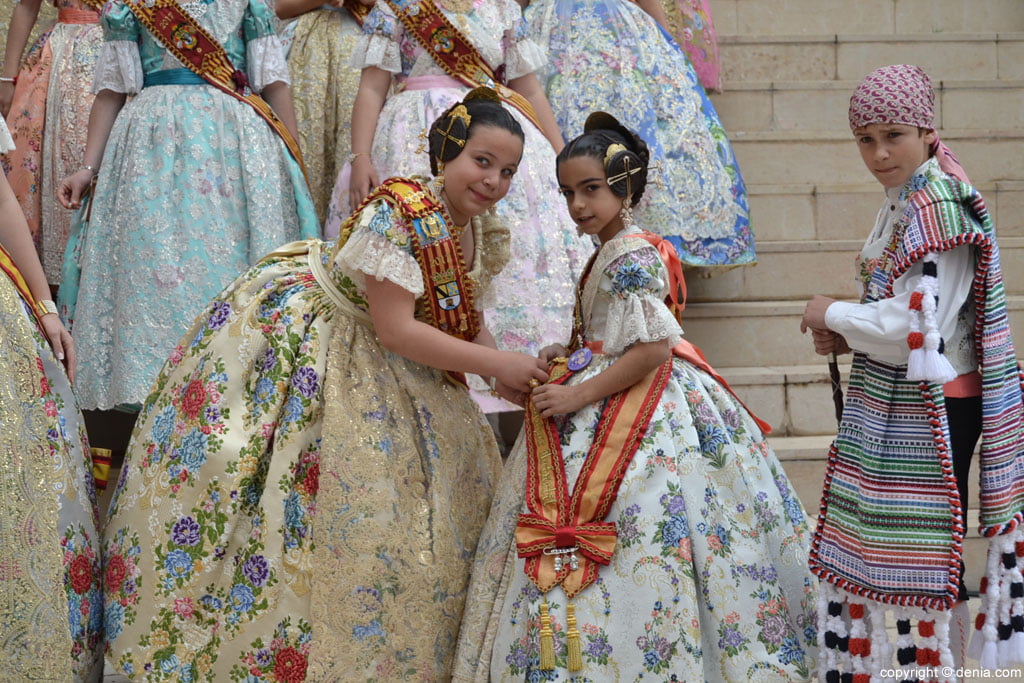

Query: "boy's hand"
left=530, top=382, right=586, bottom=418
left=810, top=328, right=850, bottom=356
left=537, top=343, right=567, bottom=364
left=800, top=295, right=836, bottom=333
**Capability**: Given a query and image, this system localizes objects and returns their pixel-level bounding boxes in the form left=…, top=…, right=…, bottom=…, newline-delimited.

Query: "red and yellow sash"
left=515, top=358, right=672, bottom=598
left=0, top=243, right=46, bottom=333
left=343, top=0, right=371, bottom=25
left=124, top=0, right=308, bottom=180
left=384, top=0, right=542, bottom=131
left=339, top=177, right=481, bottom=383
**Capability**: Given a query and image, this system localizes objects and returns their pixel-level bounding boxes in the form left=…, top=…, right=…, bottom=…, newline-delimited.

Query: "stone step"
left=730, top=128, right=1023, bottom=186
left=717, top=32, right=1024, bottom=83
left=745, top=181, right=1024, bottom=244
left=711, top=0, right=1024, bottom=37
left=685, top=236, right=1024, bottom=302
left=711, top=80, right=1024, bottom=133
left=682, top=296, right=1024, bottom=368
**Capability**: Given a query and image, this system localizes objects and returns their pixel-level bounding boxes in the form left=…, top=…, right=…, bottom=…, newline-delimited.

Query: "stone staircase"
left=692, top=0, right=1024, bottom=589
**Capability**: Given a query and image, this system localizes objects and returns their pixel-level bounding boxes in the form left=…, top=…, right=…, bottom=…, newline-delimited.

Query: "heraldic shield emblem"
left=436, top=281, right=461, bottom=310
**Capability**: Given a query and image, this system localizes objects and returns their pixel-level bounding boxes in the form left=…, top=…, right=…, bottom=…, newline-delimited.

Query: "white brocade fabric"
left=245, top=34, right=291, bottom=89
left=92, top=40, right=143, bottom=94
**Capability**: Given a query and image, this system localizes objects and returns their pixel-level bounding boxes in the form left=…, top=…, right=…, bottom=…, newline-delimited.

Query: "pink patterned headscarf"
left=849, top=64, right=970, bottom=184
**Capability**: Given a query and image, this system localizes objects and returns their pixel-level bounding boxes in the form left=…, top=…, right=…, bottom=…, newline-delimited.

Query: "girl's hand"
left=349, top=155, right=379, bottom=211
left=537, top=343, right=567, bottom=364
left=494, top=351, right=548, bottom=393
left=531, top=382, right=585, bottom=418
left=58, top=168, right=95, bottom=210
left=40, top=313, right=76, bottom=382
left=494, top=379, right=527, bottom=407
left=0, top=81, right=14, bottom=118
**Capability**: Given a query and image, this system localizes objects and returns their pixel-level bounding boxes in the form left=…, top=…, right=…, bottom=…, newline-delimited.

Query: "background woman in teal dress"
left=56, top=0, right=318, bottom=411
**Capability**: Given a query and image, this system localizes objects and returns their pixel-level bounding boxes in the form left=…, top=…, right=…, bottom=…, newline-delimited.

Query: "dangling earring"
left=619, top=197, right=634, bottom=229
left=435, top=161, right=446, bottom=191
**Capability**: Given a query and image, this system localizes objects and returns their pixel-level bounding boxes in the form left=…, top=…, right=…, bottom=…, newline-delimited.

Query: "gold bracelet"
left=349, top=152, right=368, bottom=163
left=35, top=299, right=58, bottom=318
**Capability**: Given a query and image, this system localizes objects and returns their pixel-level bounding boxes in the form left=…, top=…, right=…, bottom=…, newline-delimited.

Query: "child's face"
left=853, top=123, right=936, bottom=189
left=557, top=155, right=626, bottom=244
left=441, top=124, right=523, bottom=225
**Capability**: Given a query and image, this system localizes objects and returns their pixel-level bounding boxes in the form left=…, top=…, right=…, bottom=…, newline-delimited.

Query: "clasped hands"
left=801, top=295, right=850, bottom=356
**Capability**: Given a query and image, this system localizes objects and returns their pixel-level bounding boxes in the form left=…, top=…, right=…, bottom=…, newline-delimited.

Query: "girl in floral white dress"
left=453, top=114, right=817, bottom=681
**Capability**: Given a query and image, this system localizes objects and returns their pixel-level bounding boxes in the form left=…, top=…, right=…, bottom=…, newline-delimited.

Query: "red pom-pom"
left=849, top=637, right=871, bottom=656
left=918, top=620, right=935, bottom=638
left=853, top=674, right=871, bottom=683
left=849, top=603, right=865, bottom=619
left=980, top=576, right=989, bottom=593
left=1016, top=540, right=1024, bottom=557
left=907, top=332, right=925, bottom=349
left=976, top=612, right=986, bottom=629
left=909, top=291, right=925, bottom=310
left=917, top=648, right=929, bottom=666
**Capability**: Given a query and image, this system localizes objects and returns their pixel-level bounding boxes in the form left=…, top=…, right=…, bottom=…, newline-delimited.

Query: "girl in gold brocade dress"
left=102, top=93, right=549, bottom=681
left=0, top=117, right=102, bottom=681
left=277, top=0, right=374, bottom=223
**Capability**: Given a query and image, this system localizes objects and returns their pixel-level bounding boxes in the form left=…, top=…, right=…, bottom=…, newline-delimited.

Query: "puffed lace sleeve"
left=472, top=209, right=511, bottom=310
left=500, top=0, right=544, bottom=80
left=599, top=244, right=683, bottom=355
left=335, top=199, right=424, bottom=296
left=243, top=0, right=291, bottom=90
left=92, top=0, right=143, bottom=95
left=0, top=116, right=14, bottom=154
left=350, top=2, right=403, bottom=73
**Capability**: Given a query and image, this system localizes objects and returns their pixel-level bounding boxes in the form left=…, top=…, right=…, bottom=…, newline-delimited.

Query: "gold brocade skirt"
left=103, top=242, right=502, bottom=680
left=287, top=9, right=364, bottom=224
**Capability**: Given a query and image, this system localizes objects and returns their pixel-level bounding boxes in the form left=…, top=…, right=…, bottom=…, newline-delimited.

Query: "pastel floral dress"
left=57, top=0, right=319, bottom=410
left=0, top=122, right=103, bottom=682
left=103, top=185, right=505, bottom=680
left=525, top=0, right=753, bottom=267
left=3, top=0, right=103, bottom=283
left=454, top=228, right=817, bottom=681
left=324, top=0, right=592, bottom=411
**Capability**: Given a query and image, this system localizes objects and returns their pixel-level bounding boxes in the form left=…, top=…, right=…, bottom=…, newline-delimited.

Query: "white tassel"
left=905, top=253, right=958, bottom=384
left=935, top=609, right=955, bottom=682
left=868, top=602, right=890, bottom=683
left=980, top=640, right=1000, bottom=670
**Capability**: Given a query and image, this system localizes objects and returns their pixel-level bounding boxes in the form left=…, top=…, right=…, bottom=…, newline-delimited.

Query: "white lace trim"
left=0, top=116, right=13, bottom=154
left=350, top=33, right=402, bottom=73
left=246, top=34, right=291, bottom=90
left=504, top=35, right=545, bottom=80
left=599, top=294, right=682, bottom=356
left=336, top=229, right=424, bottom=297
left=92, top=40, right=143, bottom=95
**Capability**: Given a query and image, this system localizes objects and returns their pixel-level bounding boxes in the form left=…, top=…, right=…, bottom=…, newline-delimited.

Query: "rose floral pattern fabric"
left=104, top=191, right=504, bottom=680
left=453, top=230, right=816, bottom=681
left=0, top=241, right=103, bottom=681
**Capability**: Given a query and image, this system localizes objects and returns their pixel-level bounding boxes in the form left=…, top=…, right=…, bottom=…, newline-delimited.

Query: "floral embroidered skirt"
left=0, top=263, right=102, bottom=681
left=454, top=356, right=818, bottom=681
left=103, top=242, right=502, bottom=680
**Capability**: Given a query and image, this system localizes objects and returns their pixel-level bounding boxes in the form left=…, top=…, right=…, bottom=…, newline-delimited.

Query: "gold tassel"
left=539, top=601, right=555, bottom=670
left=566, top=602, right=583, bottom=672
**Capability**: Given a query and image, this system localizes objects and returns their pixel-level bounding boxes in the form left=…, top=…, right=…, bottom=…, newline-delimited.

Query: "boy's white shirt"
left=824, top=158, right=978, bottom=374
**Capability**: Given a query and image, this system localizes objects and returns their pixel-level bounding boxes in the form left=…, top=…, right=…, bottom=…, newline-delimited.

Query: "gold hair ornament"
left=435, top=104, right=472, bottom=161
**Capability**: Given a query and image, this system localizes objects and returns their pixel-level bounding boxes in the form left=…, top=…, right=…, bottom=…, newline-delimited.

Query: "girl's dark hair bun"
left=427, top=89, right=525, bottom=175
left=558, top=112, right=650, bottom=204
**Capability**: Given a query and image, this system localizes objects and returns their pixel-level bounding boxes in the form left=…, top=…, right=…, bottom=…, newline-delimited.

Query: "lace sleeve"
left=350, top=4, right=403, bottom=73
left=599, top=247, right=682, bottom=355
left=246, top=35, right=291, bottom=89
left=335, top=200, right=424, bottom=296
left=501, top=10, right=545, bottom=80
left=472, top=209, right=511, bottom=310
left=92, top=41, right=143, bottom=95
